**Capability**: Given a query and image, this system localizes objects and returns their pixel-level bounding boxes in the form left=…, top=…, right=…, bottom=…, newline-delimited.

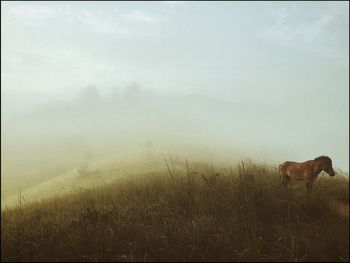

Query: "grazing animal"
left=279, top=156, right=335, bottom=193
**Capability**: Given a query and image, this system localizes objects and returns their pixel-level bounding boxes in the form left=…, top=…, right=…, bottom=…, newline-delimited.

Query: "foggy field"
left=1, top=90, right=349, bottom=261
left=2, top=85, right=349, bottom=204
left=1, top=158, right=349, bottom=261
left=2, top=1, right=349, bottom=262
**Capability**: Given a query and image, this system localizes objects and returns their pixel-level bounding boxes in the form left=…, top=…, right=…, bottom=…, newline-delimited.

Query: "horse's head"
left=314, top=156, right=335, bottom=176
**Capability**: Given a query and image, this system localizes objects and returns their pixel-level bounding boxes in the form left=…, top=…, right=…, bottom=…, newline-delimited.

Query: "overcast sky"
left=1, top=1, right=349, bottom=170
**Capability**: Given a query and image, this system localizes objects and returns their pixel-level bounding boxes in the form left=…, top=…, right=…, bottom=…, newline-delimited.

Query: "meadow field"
left=1, top=157, right=349, bottom=262
left=2, top=1, right=349, bottom=262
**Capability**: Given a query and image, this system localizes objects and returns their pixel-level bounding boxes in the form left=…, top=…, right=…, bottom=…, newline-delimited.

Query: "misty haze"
left=1, top=1, right=349, bottom=262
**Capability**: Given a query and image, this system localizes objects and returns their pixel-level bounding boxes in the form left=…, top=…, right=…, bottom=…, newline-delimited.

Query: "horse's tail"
left=279, top=165, right=282, bottom=181
left=277, top=164, right=283, bottom=181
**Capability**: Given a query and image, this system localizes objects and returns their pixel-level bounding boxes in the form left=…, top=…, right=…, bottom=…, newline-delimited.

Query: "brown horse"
left=279, top=156, right=335, bottom=193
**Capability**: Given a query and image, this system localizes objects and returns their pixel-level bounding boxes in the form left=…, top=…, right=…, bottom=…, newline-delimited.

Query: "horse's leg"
left=282, top=175, right=291, bottom=190
left=306, top=180, right=313, bottom=194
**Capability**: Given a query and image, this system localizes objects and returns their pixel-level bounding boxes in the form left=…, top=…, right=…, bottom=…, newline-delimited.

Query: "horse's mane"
left=314, top=155, right=332, bottom=164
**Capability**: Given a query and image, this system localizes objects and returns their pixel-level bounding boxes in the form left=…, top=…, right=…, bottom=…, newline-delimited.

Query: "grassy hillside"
left=1, top=151, right=167, bottom=208
left=1, top=158, right=349, bottom=261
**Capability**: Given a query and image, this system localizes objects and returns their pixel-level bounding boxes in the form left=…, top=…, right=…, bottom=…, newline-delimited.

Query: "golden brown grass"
left=1, top=159, right=349, bottom=261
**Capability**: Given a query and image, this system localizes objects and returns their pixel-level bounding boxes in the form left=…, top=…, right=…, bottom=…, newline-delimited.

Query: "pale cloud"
left=161, top=1, right=186, bottom=6
left=7, top=3, right=164, bottom=36
left=10, top=4, right=56, bottom=26
left=261, top=6, right=348, bottom=60
left=263, top=9, right=324, bottom=45
left=77, top=10, right=132, bottom=36
left=56, top=2, right=74, bottom=22
left=9, top=3, right=131, bottom=36
left=124, top=10, right=155, bottom=23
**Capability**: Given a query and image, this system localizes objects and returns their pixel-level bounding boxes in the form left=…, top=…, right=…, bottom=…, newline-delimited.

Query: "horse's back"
left=279, top=161, right=305, bottom=176
left=279, top=161, right=298, bottom=173
left=279, top=160, right=309, bottom=180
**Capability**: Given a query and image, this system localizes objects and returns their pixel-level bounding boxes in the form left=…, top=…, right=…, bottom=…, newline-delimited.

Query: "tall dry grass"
left=1, top=159, right=349, bottom=261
